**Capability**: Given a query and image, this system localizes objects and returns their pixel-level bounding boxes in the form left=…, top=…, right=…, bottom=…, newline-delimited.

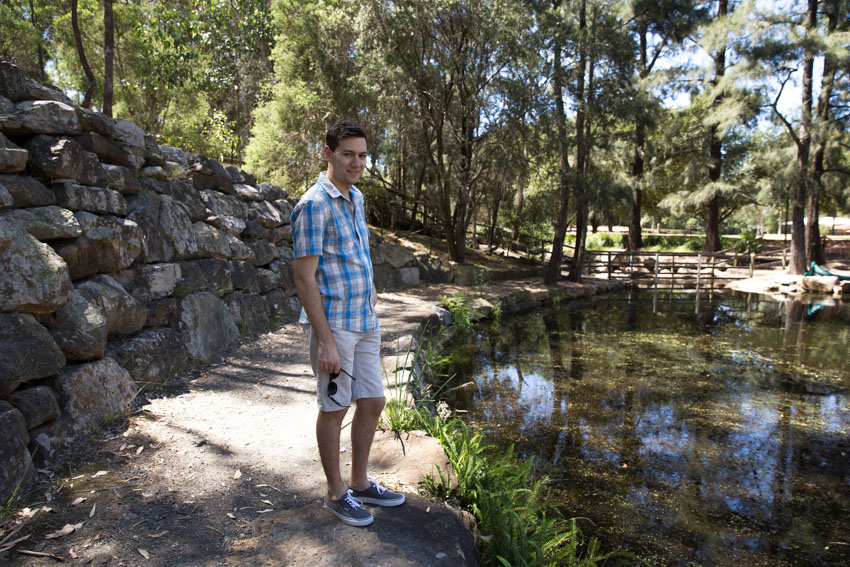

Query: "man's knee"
left=356, top=396, right=385, bottom=417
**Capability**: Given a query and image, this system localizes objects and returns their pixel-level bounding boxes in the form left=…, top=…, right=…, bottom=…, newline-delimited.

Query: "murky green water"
left=443, top=290, right=850, bottom=566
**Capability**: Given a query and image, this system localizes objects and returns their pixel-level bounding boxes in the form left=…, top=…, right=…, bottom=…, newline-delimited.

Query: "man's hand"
left=294, top=255, right=341, bottom=374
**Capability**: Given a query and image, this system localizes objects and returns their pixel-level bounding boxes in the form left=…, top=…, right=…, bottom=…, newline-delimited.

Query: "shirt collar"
left=317, top=172, right=355, bottom=201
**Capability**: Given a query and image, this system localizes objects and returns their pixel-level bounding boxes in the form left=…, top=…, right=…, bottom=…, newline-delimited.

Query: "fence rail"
left=569, top=250, right=789, bottom=291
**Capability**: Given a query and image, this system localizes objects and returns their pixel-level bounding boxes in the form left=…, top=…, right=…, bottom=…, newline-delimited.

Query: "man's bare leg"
left=316, top=407, right=349, bottom=499
left=349, top=396, right=385, bottom=491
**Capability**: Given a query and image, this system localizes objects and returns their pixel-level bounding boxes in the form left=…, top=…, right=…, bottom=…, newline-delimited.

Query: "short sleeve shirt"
left=290, top=173, right=378, bottom=332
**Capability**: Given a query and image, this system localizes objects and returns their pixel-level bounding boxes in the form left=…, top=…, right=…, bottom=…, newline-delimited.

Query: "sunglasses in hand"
left=327, top=367, right=356, bottom=408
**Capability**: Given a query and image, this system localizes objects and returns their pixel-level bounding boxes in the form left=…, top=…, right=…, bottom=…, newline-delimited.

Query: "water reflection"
left=445, top=292, right=850, bottom=566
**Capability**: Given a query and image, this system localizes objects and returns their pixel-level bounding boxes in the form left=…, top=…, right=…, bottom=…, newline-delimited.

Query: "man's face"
left=325, top=136, right=367, bottom=190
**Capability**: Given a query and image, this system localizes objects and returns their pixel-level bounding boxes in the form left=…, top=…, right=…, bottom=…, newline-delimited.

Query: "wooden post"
left=782, top=248, right=787, bottom=270
left=607, top=251, right=612, bottom=280
left=749, top=252, right=755, bottom=278
left=697, top=254, right=702, bottom=292
left=654, top=253, right=659, bottom=291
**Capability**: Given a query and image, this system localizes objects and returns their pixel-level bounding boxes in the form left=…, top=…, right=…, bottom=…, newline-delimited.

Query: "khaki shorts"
left=304, top=325, right=384, bottom=411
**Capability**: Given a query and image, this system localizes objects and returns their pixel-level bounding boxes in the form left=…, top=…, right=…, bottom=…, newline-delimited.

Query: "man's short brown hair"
left=325, top=120, right=366, bottom=152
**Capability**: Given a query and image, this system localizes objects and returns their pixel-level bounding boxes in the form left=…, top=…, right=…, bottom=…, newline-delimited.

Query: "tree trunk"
left=544, top=0, right=572, bottom=284
left=103, top=0, right=115, bottom=117
left=568, top=0, right=589, bottom=283
left=788, top=0, right=817, bottom=274
left=704, top=194, right=721, bottom=253
left=628, top=26, right=648, bottom=251
left=704, top=0, right=726, bottom=253
left=71, top=0, right=97, bottom=108
left=29, top=0, right=46, bottom=80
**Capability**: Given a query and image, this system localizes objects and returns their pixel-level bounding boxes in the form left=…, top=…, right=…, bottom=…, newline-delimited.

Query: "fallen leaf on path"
left=45, top=522, right=83, bottom=539
left=69, top=548, right=78, bottom=558
left=147, top=531, right=169, bottom=538
left=89, top=503, right=97, bottom=518
left=136, top=446, right=145, bottom=455
left=233, top=470, right=242, bottom=480
left=261, top=499, right=273, bottom=506
left=256, top=509, right=274, bottom=514
left=92, top=471, right=108, bottom=478
left=226, top=513, right=236, bottom=520
left=71, top=497, right=86, bottom=506
left=138, top=548, right=150, bottom=559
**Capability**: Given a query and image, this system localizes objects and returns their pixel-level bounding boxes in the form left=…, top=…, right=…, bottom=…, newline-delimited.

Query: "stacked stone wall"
left=0, top=61, right=432, bottom=503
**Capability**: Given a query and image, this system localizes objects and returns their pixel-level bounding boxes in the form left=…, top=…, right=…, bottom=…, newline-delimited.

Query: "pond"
left=442, top=290, right=850, bottom=566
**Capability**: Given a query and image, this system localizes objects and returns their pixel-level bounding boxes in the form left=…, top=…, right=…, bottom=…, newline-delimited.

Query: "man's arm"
left=294, top=255, right=340, bottom=374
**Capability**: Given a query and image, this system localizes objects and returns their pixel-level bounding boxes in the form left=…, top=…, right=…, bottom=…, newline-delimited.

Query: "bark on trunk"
left=103, top=0, right=114, bottom=117
left=71, top=0, right=97, bottom=108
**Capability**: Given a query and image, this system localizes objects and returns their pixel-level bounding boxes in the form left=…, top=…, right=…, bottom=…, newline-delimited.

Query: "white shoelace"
left=343, top=492, right=364, bottom=509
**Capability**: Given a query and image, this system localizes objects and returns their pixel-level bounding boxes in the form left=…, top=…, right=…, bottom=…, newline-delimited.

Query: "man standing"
left=291, top=120, right=405, bottom=526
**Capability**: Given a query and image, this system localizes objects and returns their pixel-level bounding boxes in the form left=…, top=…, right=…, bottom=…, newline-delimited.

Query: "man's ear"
left=323, top=145, right=332, bottom=161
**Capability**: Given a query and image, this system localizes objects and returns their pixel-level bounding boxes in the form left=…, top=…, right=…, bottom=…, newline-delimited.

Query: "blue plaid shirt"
left=291, top=173, right=378, bottom=332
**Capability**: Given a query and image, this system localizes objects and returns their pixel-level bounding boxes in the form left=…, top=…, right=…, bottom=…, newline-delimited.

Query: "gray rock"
left=76, top=275, right=147, bottom=337
left=228, top=292, right=270, bottom=335
left=75, top=106, right=119, bottom=139
left=0, top=95, right=13, bottom=115
left=0, top=401, right=33, bottom=505
left=188, top=154, right=234, bottom=194
left=138, top=175, right=170, bottom=195
left=116, top=143, right=145, bottom=170
left=159, top=145, right=188, bottom=167
left=256, top=268, right=280, bottom=293
left=801, top=275, right=838, bottom=293
left=141, top=165, right=168, bottom=181
left=248, top=200, right=284, bottom=228
left=259, top=182, right=288, bottom=201
left=0, top=182, right=11, bottom=208
left=0, top=217, right=73, bottom=314
left=233, top=183, right=263, bottom=201
left=373, top=263, right=403, bottom=292
left=179, top=258, right=232, bottom=294
left=374, top=241, right=415, bottom=269
left=118, top=263, right=181, bottom=301
left=41, top=289, right=107, bottom=361
left=0, top=61, right=31, bottom=101
left=143, top=135, right=166, bottom=167
left=0, top=313, right=66, bottom=396
left=144, top=298, right=178, bottom=328
left=839, top=281, right=850, bottom=296
left=224, top=164, right=245, bottom=183
left=230, top=261, right=258, bottom=291
left=399, top=267, right=420, bottom=285
left=277, top=245, right=295, bottom=263
left=25, top=136, right=101, bottom=185
left=207, top=215, right=246, bottom=236
left=74, top=132, right=127, bottom=166
left=54, top=182, right=127, bottom=215
left=49, top=236, right=99, bottom=280
left=0, top=100, right=82, bottom=136
left=242, top=220, right=292, bottom=244
left=107, top=328, right=188, bottom=385
left=75, top=212, right=142, bottom=272
left=54, top=357, right=136, bottom=434
left=3, top=386, right=61, bottom=429
left=169, top=178, right=207, bottom=221
left=0, top=132, right=28, bottom=173
left=112, top=118, right=145, bottom=148
left=246, top=239, right=277, bottom=266
left=179, top=291, right=239, bottom=361
left=99, top=163, right=140, bottom=194
left=163, top=161, right=186, bottom=178
left=273, top=198, right=294, bottom=221
left=0, top=206, right=81, bottom=240
left=193, top=222, right=231, bottom=258
left=263, top=289, right=290, bottom=322
left=127, top=193, right=197, bottom=262
left=227, top=234, right=255, bottom=262
left=0, top=174, right=56, bottom=207
left=270, top=259, right=295, bottom=292
left=201, top=189, right=247, bottom=218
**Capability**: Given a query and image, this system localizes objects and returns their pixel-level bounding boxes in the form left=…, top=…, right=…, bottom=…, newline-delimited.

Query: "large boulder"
left=230, top=260, right=258, bottom=291
left=201, top=189, right=247, bottom=219
left=0, top=100, right=82, bottom=136
left=0, top=61, right=72, bottom=103
left=50, top=236, right=100, bottom=280
left=54, top=182, right=128, bottom=215
left=41, top=289, right=108, bottom=361
left=107, top=328, right=188, bottom=385
left=25, top=135, right=102, bottom=185
left=159, top=145, right=188, bottom=167
left=0, top=401, right=33, bottom=505
left=143, top=298, right=179, bottom=329
left=179, top=258, right=232, bottom=293
left=76, top=275, right=147, bottom=337
left=0, top=131, right=28, bottom=173
left=75, top=106, right=119, bottom=139
left=226, top=234, right=254, bottom=262
left=116, top=263, right=181, bottom=302
left=801, top=275, right=838, bottom=293
left=75, top=212, right=142, bottom=272
left=0, top=217, right=73, bottom=314
left=247, top=201, right=284, bottom=228
left=246, top=238, right=277, bottom=266
left=179, top=291, right=239, bottom=362
left=207, top=215, right=246, bottom=236
left=191, top=222, right=231, bottom=258
left=0, top=174, right=56, bottom=207
left=3, top=386, right=61, bottom=430
left=112, top=118, right=145, bottom=149
left=187, top=154, right=233, bottom=194
left=0, top=182, right=11, bottom=208
left=127, top=193, right=198, bottom=262
left=0, top=206, right=82, bottom=240
left=54, top=357, right=136, bottom=434
left=99, top=163, right=139, bottom=195
left=228, top=291, right=271, bottom=335
left=0, top=313, right=66, bottom=396
left=169, top=179, right=207, bottom=221
left=74, top=132, right=128, bottom=166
